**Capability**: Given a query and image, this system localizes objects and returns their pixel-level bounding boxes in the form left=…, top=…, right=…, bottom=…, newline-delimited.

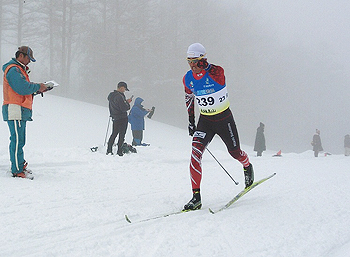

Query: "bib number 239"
left=196, top=94, right=227, bottom=107
left=197, top=96, right=214, bottom=106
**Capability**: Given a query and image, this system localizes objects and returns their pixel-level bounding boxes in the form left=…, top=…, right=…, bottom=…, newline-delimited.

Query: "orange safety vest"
left=3, top=64, right=34, bottom=110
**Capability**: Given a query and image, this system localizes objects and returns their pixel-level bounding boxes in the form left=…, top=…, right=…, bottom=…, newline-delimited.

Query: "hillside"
left=1, top=93, right=350, bottom=257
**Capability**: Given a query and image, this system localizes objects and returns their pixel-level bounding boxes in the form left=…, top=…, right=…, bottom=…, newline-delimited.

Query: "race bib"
left=195, top=87, right=229, bottom=115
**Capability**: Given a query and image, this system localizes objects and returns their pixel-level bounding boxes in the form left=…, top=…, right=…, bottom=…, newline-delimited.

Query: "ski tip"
left=209, top=208, right=215, bottom=214
left=125, top=214, right=132, bottom=223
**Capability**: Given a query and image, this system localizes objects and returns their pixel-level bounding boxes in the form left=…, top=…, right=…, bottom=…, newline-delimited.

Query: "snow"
left=1, top=93, right=350, bottom=257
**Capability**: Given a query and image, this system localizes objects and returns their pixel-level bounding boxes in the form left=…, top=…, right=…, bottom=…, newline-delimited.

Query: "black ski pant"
left=189, top=108, right=250, bottom=190
left=107, top=117, right=128, bottom=153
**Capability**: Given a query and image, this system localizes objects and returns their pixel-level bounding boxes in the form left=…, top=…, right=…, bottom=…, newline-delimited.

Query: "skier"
left=106, top=81, right=132, bottom=156
left=254, top=122, right=266, bottom=157
left=311, top=129, right=323, bottom=157
left=2, top=46, right=48, bottom=179
left=182, top=43, right=254, bottom=211
left=128, top=97, right=151, bottom=146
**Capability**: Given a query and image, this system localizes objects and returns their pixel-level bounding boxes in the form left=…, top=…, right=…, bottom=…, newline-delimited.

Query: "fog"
left=1, top=0, right=350, bottom=154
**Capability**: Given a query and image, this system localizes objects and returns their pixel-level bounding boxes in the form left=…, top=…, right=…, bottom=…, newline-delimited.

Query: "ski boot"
left=183, top=189, right=202, bottom=211
left=244, top=163, right=254, bottom=188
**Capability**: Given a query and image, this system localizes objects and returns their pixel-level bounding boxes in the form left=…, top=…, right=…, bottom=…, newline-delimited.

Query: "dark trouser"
left=314, top=150, right=319, bottom=157
left=132, top=130, right=143, bottom=145
left=107, top=117, right=128, bottom=153
left=189, top=108, right=250, bottom=190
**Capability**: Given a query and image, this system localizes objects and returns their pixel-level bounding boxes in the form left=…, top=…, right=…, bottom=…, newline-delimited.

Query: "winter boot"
left=183, top=189, right=202, bottom=211
left=23, top=160, right=32, bottom=174
left=12, top=171, right=34, bottom=180
left=117, top=149, right=124, bottom=156
left=106, top=146, right=113, bottom=155
left=244, top=163, right=254, bottom=188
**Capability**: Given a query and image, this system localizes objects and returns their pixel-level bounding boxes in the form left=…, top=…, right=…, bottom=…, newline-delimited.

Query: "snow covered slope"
left=1, top=93, right=350, bottom=257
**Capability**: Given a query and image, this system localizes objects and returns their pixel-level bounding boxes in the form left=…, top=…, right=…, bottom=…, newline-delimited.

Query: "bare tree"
left=17, top=0, right=23, bottom=45
left=0, top=0, right=3, bottom=64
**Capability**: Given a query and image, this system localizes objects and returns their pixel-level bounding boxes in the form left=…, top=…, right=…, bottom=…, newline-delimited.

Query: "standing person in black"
left=106, top=81, right=132, bottom=156
left=254, top=122, right=266, bottom=157
left=311, top=129, right=323, bottom=157
left=344, top=134, right=350, bottom=156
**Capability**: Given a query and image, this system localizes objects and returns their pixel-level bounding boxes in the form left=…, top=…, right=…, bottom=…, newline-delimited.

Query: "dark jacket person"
left=106, top=81, right=132, bottom=156
left=254, top=122, right=266, bottom=156
left=311, top=129, right=323, bottom=157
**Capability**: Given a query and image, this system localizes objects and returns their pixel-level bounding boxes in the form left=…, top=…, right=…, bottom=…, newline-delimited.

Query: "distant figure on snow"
left=106, top=81, right=132, bottom=156
left=254, top=122, right=266, bottom=157
left=344, top=134, right=350, bottom=156
left=128, top=97, right=151, bottom=146
left=311, top=129, right=323, bottom=157
left=273, top=150, right=282, bottom=157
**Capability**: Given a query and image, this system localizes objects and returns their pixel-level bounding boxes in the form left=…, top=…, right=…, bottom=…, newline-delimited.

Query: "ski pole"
left=206, top=148, right=239, bottom=185
left=104, top=117, right=111, bottom=146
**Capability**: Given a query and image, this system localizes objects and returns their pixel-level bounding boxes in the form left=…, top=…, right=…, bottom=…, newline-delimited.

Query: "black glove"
left=188, top=123, right=196, bottom=136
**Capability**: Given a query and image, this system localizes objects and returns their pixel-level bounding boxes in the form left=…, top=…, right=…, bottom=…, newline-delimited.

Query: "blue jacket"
left=128, top=97, right=148, bottom=131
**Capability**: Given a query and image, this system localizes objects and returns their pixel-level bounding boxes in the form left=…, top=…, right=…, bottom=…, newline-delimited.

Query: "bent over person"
left=2, top=46, right=47, bottom=179
left=182, top=43, right=254, bottom=211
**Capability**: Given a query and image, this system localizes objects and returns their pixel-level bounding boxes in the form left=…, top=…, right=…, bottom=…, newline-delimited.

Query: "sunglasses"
left=187, top=54, right=207, bottom=64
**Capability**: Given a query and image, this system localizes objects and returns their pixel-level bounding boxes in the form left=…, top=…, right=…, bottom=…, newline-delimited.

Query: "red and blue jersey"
left=183, top=64, right=229, bottom=117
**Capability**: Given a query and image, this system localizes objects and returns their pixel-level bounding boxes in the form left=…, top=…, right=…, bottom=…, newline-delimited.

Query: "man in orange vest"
left=2, top=46, right=47, bottom=179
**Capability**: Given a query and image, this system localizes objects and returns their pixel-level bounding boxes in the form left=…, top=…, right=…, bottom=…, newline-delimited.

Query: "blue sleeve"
left=133, top=106, right=148, bottom=118
left=6, top=67, right=40, bottom=95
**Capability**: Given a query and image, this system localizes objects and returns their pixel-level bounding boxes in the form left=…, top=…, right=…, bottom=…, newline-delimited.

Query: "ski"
left=126, top=173, right=276, bottom=222
left=125, top=209, right=198, bottom=224
left=209, top=172, right=276, bottom=214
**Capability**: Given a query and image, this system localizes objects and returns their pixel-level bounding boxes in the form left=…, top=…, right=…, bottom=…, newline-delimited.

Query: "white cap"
left=187, top=43, right=207, bottom=58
